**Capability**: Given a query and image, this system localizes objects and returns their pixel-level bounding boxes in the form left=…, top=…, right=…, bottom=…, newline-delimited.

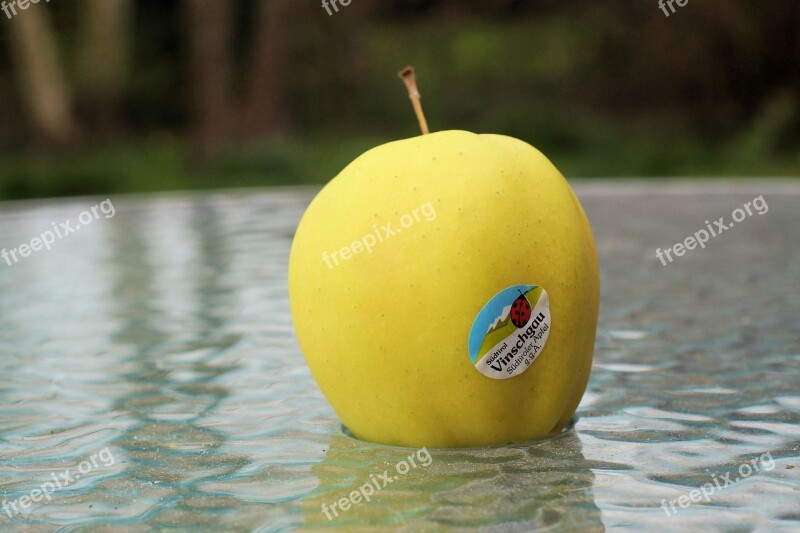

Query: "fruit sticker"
left=468, top=284, right=552, bottom=379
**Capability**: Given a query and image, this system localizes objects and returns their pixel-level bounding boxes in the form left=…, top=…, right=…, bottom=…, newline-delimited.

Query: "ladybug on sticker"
left=510, top=292, right=532, bottom=328
left=467, top=284, right=552, bottom=379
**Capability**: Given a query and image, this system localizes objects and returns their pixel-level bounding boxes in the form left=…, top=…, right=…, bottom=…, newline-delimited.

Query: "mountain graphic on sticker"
left=484, top=292, right=532, bottom=335
left=485, top=305, right=512, bottom=334
left=468, top=284, right=544, bottom=365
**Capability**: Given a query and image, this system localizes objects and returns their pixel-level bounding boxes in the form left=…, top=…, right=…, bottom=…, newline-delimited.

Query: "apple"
left=288, top=70, right=599, bottom=448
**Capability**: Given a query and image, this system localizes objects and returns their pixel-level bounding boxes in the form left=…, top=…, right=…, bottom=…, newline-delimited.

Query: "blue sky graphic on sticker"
left=468, top=284, right=535, bottom=364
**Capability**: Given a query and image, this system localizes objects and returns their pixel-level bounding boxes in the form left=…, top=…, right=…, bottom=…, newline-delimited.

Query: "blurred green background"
left=0, top=0, right=798, bottom=200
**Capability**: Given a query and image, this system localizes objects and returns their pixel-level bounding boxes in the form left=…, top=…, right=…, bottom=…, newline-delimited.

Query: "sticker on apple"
left=468, top=284, right=551, bottom=379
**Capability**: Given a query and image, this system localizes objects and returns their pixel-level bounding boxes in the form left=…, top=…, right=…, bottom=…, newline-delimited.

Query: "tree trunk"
left=238, top=0, right=292, bottom=140
left=184, top=0, right=234, bottom=160
left=76, top=0, right=133, bottom=136
left=7, top=2, right=77, bottom=146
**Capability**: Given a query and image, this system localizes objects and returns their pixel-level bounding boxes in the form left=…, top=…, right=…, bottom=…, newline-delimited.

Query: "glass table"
left=0, top=181, right=797, bottom=531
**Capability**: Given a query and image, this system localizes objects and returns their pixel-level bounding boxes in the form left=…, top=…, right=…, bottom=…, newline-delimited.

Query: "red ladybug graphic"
left=510, top=294, right=532, bottom=328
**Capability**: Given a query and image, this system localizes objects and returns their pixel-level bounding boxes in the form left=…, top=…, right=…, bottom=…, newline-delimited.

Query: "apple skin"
left=289, top=130, right=599, bottom=448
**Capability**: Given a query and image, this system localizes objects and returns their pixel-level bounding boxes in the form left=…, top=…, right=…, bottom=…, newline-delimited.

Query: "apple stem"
left=398, top=66, right=430, bottom=135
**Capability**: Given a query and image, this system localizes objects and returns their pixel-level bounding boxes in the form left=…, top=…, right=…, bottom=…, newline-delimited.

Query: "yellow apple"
left=289, top=130, right=599, bottom=448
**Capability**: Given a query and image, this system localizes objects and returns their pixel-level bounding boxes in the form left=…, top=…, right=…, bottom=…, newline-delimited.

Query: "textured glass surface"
left=0, top=182, right=798, bottom=531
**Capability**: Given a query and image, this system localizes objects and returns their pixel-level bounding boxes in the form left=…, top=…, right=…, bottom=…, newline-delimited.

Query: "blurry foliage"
left=0, top=0, right=798, bottom=200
